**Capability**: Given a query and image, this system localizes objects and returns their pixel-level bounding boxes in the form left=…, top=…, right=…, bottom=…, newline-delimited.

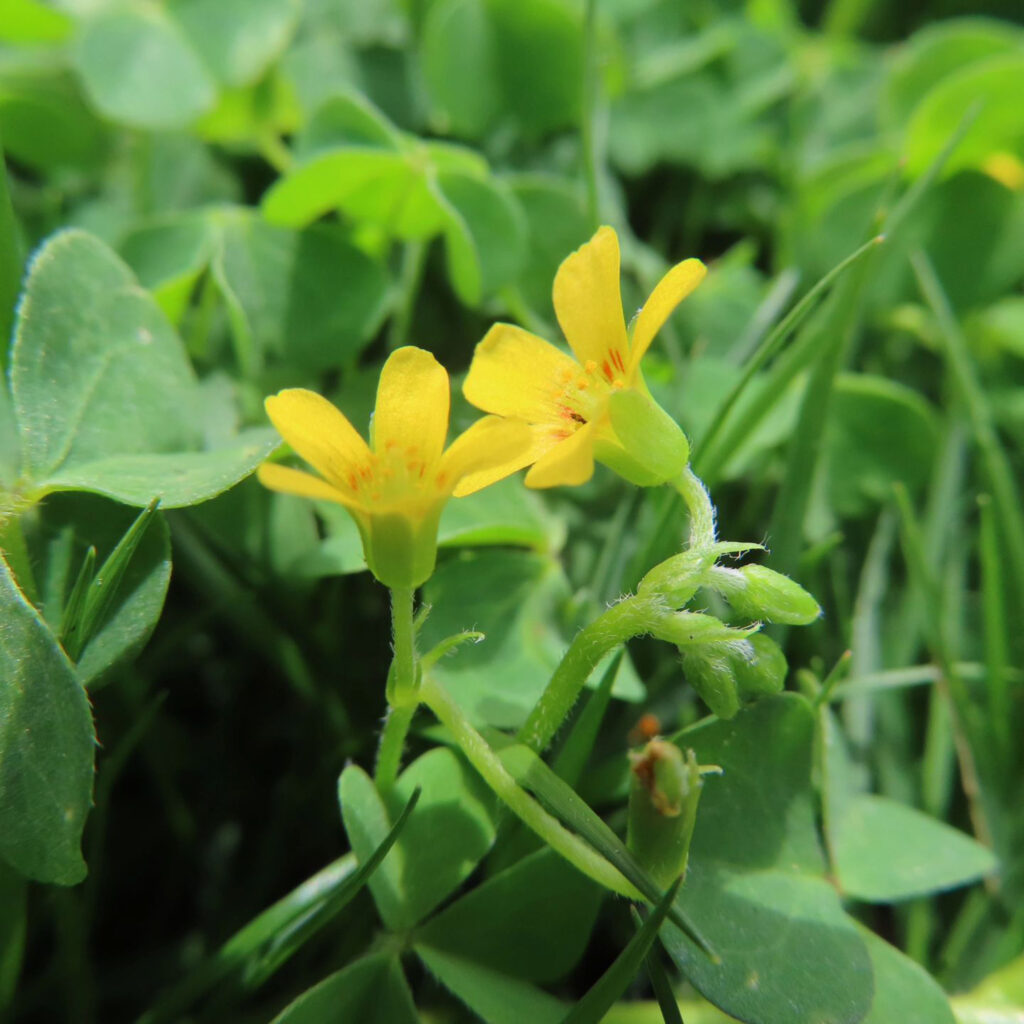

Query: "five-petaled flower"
left=258, top=347, right=530, bottom=589
left=463, top=226, right=705, bottom=488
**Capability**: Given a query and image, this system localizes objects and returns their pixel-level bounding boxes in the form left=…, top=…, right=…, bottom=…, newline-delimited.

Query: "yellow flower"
left=464, top=226, right=705, bottom=488
left=258, top=347, right=530, bottom=589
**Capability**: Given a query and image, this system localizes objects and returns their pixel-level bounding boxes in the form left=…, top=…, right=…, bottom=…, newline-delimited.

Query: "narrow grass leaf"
left=0, top=130, right=19, bottom=364
left=632, top=907, right=685, bottom=1024
left=552, top=651, right=622, bottom=788
left=64, top=500, right=159, bottom=661
left=559, top=879, right=682, bottom=1024
left=494, top=740, right=713, bottom=955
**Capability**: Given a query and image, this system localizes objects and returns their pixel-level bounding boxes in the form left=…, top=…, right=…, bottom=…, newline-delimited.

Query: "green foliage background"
left=0, top=0, right=1022, bottom=1021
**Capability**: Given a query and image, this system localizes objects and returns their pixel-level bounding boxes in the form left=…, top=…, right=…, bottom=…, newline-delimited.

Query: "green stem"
left=389, top=586, right=417, bottom=703
left=580, top=0, right=600, bottom=229
left=388, top=241, right=427, bottom=351
left=375, top=703, right=415, bottom=791
left=674, top=466, right=716, bottom=552
left=377, top=587, right=418, bottom=788
left=420, top=675, right=640, bottom=899
left=518, top=597, right=651, bottom=754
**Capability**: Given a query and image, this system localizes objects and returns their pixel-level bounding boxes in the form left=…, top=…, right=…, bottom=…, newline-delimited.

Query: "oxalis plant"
left=0, top=213, right=1001, bottom=1024
left=252, top=225, right=829, bottom=1020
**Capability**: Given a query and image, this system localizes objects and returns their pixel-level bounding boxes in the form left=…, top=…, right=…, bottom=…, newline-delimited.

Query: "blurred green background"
left=1, top=0, right=1023, bottom=1021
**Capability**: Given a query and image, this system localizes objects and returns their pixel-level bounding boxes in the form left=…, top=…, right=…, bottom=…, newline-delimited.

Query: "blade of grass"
left=911, top=249, right=1024, bottom=659
left=694, top=235, right=880, bottom=479
left=559, top=878, right=682, bottom=1024
left=494, top=739, right=714, bottom=956
left=632, top=906, right=685, bottom=1024
left=138, top=788, right=421, bottom=1024
left=978, top=496, right=1011, bottom=770
left=552, top=651, right=623, bottom=788
left=63, top=499, right=160, bottom=662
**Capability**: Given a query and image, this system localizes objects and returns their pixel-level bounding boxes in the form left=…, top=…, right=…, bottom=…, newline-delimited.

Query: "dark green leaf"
left=0, top=553, right=93, bottom=885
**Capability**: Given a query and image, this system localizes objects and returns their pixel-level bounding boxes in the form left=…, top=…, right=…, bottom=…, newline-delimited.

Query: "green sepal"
left=731, top=633, right=788, bottom=701
left=598, top=388, right=689, bottom=486
left=356, top=505, right=444, bottom=590
left=627, top=741, right=703, bottom=890
left=710, top=564, right=821, bottom=625
left=637, top=549, right=712, bottom=607
left=680, top=648, right=743, bottom=719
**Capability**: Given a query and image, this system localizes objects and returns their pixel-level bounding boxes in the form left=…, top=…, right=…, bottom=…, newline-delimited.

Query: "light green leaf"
left=419, top=550, right=641, bottom=730
left=338, top=748, right=496, bottom=930
left=416, top=945, right=566, bottom=1024
left=171, top=0, right=301, bottom=87
left=860, top=927, right=955, bottom=1024
left=905, top=55, right=1024, bottom=178
left=434, top=170, right=527, bottom=305
left=438, top=476, right=561, bottom=551
left=272, top=954, right=417, bottom=1024
left=74, top=8, right=217, bottom=129
left=0, top=553, right=93, bottom=885
left=833, top=795, right=997, bottom=902
left=0, top=0, right=72, bottom=43
left=11, top=229, right=275, bottom=507
left=416, top=848, right=602, bottom=983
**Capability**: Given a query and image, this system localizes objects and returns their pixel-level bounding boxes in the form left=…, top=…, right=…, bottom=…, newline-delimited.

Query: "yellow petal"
left=524, top=423, right=595, bottom=489
left=628, top=258, right=706, bottom=371
left=464, top=324, right=578, bottom=422
left=552, top=226, right=629, bottom=371
left=445, top=416, right=536, bottom=497
left=373, top=346, right=449, bottom=464
left=265, top=389, right=371, bottom=489
left=257, top=462, right=356, bottom=507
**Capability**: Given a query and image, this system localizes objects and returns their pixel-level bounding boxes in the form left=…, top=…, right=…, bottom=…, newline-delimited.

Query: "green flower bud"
left=628, top=740, right=703, bottom=889
left=731, top=633, right=788, bottom=700
left=653, top=610, right=758, bottom=648
left=680, top=647, right=743, bottom=719
left=638, top=550, right=711, bottom=606
left=710, top=564, right=821, bottom=625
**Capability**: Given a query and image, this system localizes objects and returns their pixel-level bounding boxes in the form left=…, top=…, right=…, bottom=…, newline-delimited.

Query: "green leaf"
left=416, top=848, right=602, bottom=983
left=0, top=0, right=72, bottom=43
left=416, top=945, right=566, bottom=1024
left=272, top=954, right=417, bottom=1024
left=660, top=696, right=875, bottom=1024
left=824, top=373, right=940, bottom=516
left=952, top=952, right=1024, bottom=1024
left=439, top=475, right=560, bottom=551
left=27, top=494, right=171, bottom=684
left=561, top=879, right=682, bottom=1024
left=434, top=170, right=527, bottom=304
left=421, top=0, right=583, bottom=138
left=74, top=8, right=217, bottom=129
left=0, top=553, right=94, bottom=885
left=338, top=748, right=497, bottom=929
left=171, top=0, right=301, bottom=87
left=419, top=550, right=641, bottom=730
left=11, top=230, right=274, bottom=507
left=0, top=129, right=19, bottom=361
left=833, top=795, right=997, bottom=902
left=859, top=927, right=955, bottom=1024
left=0, top=860, right=26, bottom=1007
left=905, top=55, right=1024, bottom=178
left=211, top=210, right=388, bottom=373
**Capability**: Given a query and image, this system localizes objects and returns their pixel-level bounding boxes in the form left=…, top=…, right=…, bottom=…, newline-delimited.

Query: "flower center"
left=345, top=441, right=443, bottom=508
left=550, top=353, right=628, bottom=439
